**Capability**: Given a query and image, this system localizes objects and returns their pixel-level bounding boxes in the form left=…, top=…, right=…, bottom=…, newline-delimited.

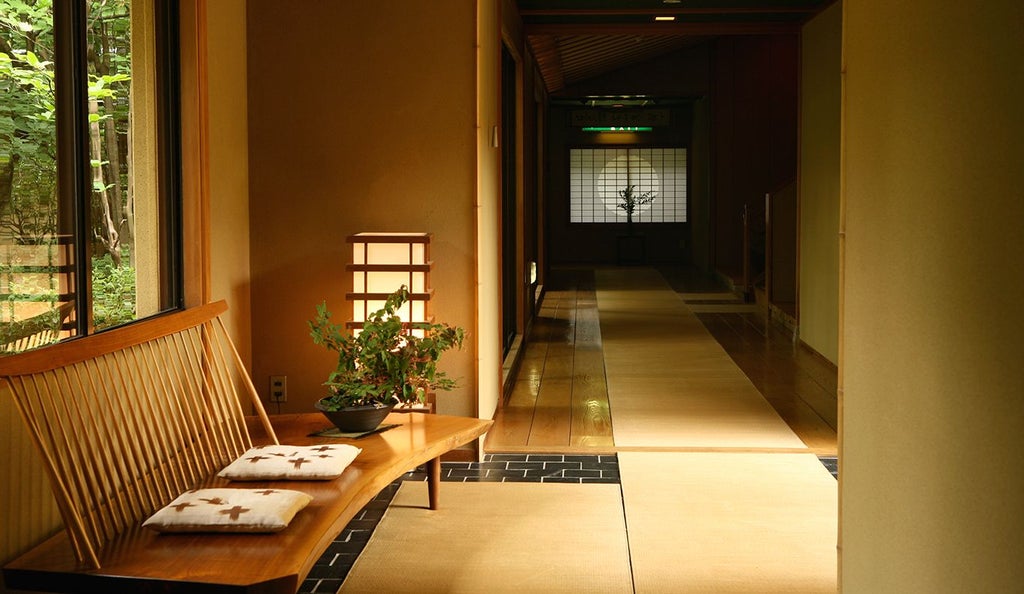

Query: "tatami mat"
left=340, top=267, right=836, bottom=593
left=679, top=292, right=743, bottom=302
left=619, top=451, right=838, bottom=593
left=683, top=303, right=760, bottom=313
left=595, top=268, right=806, bottom=449
left=339, top=481, right=633, bottom=593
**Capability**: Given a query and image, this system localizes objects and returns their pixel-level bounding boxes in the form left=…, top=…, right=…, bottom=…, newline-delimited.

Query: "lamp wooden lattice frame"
left=345, top=233, right=436, bottom=412
left=345, top=233, right=433, bottom=331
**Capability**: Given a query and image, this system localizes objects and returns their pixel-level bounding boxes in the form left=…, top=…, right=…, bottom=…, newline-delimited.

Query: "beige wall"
left=0, top=397, right=61, bottom=593
left=799, top=1, right=841, bottom=364
left=841, top=1, right=1024, bottom=591
left=246, top=1, right=483, bottom=419
left=207, top=0, right=252, bottom=366
left=477, top=0, right=502, bottom=421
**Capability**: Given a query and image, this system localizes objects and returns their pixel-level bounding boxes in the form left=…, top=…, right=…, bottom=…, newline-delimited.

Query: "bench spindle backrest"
left=0, top=301, right=277, bottom=569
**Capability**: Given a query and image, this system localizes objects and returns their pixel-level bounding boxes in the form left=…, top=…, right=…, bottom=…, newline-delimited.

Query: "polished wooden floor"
left=486, top=266, right=838, bottom=456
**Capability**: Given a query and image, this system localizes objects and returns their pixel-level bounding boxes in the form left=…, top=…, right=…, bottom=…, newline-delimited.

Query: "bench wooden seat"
left=0, top=301, right=491, bottom=594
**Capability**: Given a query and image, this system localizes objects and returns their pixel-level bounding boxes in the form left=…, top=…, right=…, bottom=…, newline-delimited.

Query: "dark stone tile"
left=818, top=456, right=839, bottom=479
left=488, top=454, right=530, bottom=462
left=331, top=553, right=359, bottom=568
left=313, top=579, right=344, bottom=593
left=447, top=468, right=487, bottom=478
left=476, top=475, right=506, bottom=482
left=581, top=477, right=622, bottom=484
left=478, top=461, right=514, bottom=470
left=306, top=564, right=344, bottom=579
left=500, top=475, right=536, bottom=482
left=541, top=476, right=582, bottom=483
left=326, top=539, right=361, bottom=556
left=485, top=469, right=527, bottom=479
left=442, top=462, right=474, bottom=470
left=525, top=454, right=565, bottom=462
left=360, top=507, right=386, bottom=522
left=563, top=469, right=603, bottom=478
left=563, top=455, right=602, bottom=463
left=506, top=461, right=547, bottom=471
left=581, top=460, right=620, bottom=471
left=312, top=550, right=338, bottom=565
left=362, top=500, right=393, bottom=512
left=346, top=529, right=372, bottom=544
left=542, top=462, right=582, bottom=472
left=343, top=518, right=378, bottom=532
left=299, top=578, right=319, bottom=594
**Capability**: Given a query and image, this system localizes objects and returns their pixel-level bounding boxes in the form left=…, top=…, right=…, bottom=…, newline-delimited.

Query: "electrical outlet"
left=270, top=375, right=287, bottom=403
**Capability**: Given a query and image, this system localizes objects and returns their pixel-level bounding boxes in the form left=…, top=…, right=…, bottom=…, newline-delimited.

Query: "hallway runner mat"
left=618, top=451, right=838, bottom=593
left=338, top=481, right=633, bottom=593
left=595, top=267, right=807, bottom=449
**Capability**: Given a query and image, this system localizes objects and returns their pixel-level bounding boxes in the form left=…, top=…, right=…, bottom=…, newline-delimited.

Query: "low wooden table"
left=3, top=412, right=492, bottom=594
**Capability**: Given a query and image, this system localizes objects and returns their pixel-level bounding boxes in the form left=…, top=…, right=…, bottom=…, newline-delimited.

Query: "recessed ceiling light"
left=663, top=0, right=682, bottom=4
left=655, top=16, right=676, bottom=21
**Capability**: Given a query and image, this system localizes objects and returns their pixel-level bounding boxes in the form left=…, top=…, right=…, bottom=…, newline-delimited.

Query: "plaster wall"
left=207, top=0, right=252, bottom=367
left=798, top=1, right=841, bottom=364
left=841, top=1, right=1024, bottom=590
left=477, top=0, right=502, bottom=421
left=246, top=1, right=481, bottom=419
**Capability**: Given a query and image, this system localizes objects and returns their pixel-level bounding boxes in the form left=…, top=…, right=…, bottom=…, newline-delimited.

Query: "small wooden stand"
left=616, top=234, right=646, bottom=265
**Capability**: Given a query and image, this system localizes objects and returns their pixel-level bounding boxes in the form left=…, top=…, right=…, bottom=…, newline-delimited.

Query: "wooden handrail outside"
left=0, top=301, right=227, bottom=374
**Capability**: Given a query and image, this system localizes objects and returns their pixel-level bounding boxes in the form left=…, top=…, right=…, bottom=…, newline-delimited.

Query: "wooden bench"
left=0, top=301, right=491, bottom=594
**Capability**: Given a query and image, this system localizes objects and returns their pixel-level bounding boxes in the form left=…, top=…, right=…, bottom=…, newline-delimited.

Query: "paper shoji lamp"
left=345, top=232, right=432, bottom=336
left=346, top=233, right=434, bottom=411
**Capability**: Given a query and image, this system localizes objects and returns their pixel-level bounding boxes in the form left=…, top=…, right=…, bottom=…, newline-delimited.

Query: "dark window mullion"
left=53, top=1, right=94, bottom=336
left=156, top=0, right=184, bottom=310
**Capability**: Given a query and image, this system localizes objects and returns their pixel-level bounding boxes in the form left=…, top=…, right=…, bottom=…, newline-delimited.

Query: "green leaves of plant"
left=616, top=184, right=656, bottom=214
left=309, top=285, right=465, bottom=410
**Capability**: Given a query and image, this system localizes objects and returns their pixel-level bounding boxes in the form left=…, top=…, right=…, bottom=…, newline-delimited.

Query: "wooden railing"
left=741, top=200, right=766, bottom=298
left=739, top=179, right=796, bottom=310
left=0, top=239, right=75, bottom=353
left=766, top=181, right=797, bottom=316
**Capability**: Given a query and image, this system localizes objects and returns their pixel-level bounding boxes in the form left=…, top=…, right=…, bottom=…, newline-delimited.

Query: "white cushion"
left=143, top=488, right=312, bottom=533
left=217, top=444, right=361, bottom=481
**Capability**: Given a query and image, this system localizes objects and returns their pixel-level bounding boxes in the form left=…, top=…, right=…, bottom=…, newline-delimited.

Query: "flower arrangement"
left=616, top=184, right=656, bottom=231
left=308, top=286, right=465, bottom=411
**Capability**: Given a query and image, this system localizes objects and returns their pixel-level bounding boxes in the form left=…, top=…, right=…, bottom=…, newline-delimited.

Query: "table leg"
left=427, top=457, right=441, bottom=510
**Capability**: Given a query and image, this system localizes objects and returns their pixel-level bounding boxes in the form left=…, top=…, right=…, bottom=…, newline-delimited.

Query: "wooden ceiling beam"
left=527, top=35, right=566, bottom=93
left=519, top=7, right=816, bottom=17
left=524, top=22, right=800, bottom=36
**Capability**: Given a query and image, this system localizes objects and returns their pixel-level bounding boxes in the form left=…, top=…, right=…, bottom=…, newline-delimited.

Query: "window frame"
left=566, top=144, right=689, bottom=226
left=51, top=0, right=184, bottom=340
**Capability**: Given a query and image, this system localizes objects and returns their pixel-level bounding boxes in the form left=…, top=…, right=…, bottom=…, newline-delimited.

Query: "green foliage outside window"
left=1, top=0, right=140, bottom=345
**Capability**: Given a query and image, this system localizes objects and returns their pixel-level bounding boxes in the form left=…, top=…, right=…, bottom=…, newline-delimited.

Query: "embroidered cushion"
left=218, top=444, right=361, bottom=481
left=143, top=488, right=312, bottom=533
